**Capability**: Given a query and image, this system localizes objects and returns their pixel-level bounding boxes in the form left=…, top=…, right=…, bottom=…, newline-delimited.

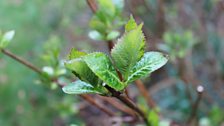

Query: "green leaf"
left=65, top=49, right=99, bottom=86
left=125, top=15, right=137, bottom=32
left=83, top=52, right=125, bottom=90
left=68, top=48, right=86, bottom=59
left=89, top=16, right=107, bottom=34
left=0, top=30, right=15, bottom=49
left=147, top=109, right=159, bottom=126
left=111, top=22, right=145, bottom=80
left=97, top=0, right=116, bottom=18
left=62, top=80, right=103, bottom=94
left=88, top=30, right=104, bottom=41
left=126, top=52, right=168, bottom=83
left=106, top=30, right=120, bottom=40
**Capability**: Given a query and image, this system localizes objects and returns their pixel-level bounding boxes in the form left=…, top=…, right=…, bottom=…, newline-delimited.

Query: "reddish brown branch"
left=187, top=85, right=204, bottom=124
left=87, top=0, right=97, bottom=13
left=105, top=85, right=150, bottom=126
left=156, top=0, right=165, bottom=38
left=1, top=49, right=43, bottom=75
left=98, top=95, right=136, bottom=116
left=80, top=94, right=115, bottom=117
left=135, top=80, right=156, bottom=108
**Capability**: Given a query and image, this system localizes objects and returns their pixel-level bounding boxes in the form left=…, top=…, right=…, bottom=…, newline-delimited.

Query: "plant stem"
left=1, top=48, right=116, bottom=117
left=187, top=85, right=204, bottom=124
left=135, top=80, right=156, bottom=108
left=105, top=85, right=150, bottom=126
left=86, top=0, right=97, bottom=13
left=80, top=94, right=115, bottom=117
left=1, top=49, right=43, bottom=74
left=98, top=95, right=136, bottom=116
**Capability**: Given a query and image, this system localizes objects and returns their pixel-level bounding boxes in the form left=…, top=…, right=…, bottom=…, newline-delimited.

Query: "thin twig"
left=105, top=85, right=150, bottom=126
left=98, top=95, right=136, bottom=116
left=87, top=0, right=97, bottom=13
left=135, top=80, right=156, bottom=108
left=80, top=94, right=115, bottom=117
left=187, top=85, right=204, bottom=124
left=1, top=49, right=43, bottom=74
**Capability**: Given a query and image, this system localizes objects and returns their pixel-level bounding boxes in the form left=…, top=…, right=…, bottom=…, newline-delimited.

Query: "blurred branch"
left=80, top=94, right=115, bottom=117
left=187, top=85, right=204, bottom=124
left=135, top=80, right=156, bottom=108
left=1, top=49, right=42, bottom=74
left=105, top=85, right=150, bottom=126
left=87, top=0, right=97, bottom=13
left=98, top=95, right=137, bottom=116
left=156, top=0, right=165, bottom=38
left=149, top=77, right=177, bottom=94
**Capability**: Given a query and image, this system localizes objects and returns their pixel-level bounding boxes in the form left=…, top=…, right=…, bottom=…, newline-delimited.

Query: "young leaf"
left=125, top=15, right=137, bottom=32
left=65, top=49, right=99, bottom=86
left=106, top=30, right=120, bottom=40
left=0, top=30, right=15, bottom=49
left=89, top=16, right=107, bottom=34
left=111, top=22, right=145, bottom=80
left=88, top=30, right=104, bottom=41
left=126, top=52, right=168, bottom=83
left=68, top=48, right=86, bottom=59
left=62, top=80, right=104, bottom=94
left=83, top=52, right=125, bottom=90
left=97, top=0, right=116, bottom=18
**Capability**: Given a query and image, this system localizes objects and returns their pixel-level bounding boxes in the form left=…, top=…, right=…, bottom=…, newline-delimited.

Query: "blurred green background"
left=0, top=0, right=224, bottom=126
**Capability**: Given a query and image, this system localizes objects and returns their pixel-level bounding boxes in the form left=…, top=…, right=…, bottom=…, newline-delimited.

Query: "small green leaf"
left=106, top=30, right=120, bottom=40
left=89, top=16, right=107, bottom=33
left=111, top=22, right=145, bottom=80
left=83, top=52, right=125, bottom=90
left=125, top=15, right=137, bottom=32
left=0, top=30, right=15, bottom=48
left=97, top=0, right=116, bottom=18
left=88, top=30, right=104, bottom=41
left=62, top=80, right=103, bottom=94
left=147, top=109, right=159, bottom=126
left=42, top=66, right=54, bottom=76
left=68, top=48, right=86, bottom=60
left=126, top=52, right=168, bottom=83
left=65, top=49, right=99, bottom=86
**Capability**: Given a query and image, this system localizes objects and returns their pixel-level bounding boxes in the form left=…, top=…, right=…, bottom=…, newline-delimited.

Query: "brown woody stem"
left=135, top=80, right=156, bottom=108
left=87, top=0, right=97, bottom=13
left=1, top=49, right=43, bottom=74
left=80, top=94, right=115, bottom=117
left=187, top=85, right=204, bottom=123
left=105, top=85, right=150, bottom=126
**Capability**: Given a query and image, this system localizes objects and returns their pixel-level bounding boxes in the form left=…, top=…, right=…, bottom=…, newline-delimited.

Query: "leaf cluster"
left=88, top=0, right=124, bottom=41
left=63, top=16, right=168, bottom=95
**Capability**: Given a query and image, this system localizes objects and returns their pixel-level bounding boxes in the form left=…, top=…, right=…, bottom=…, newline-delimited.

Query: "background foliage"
left=0, top=0, right=224, bottom=126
